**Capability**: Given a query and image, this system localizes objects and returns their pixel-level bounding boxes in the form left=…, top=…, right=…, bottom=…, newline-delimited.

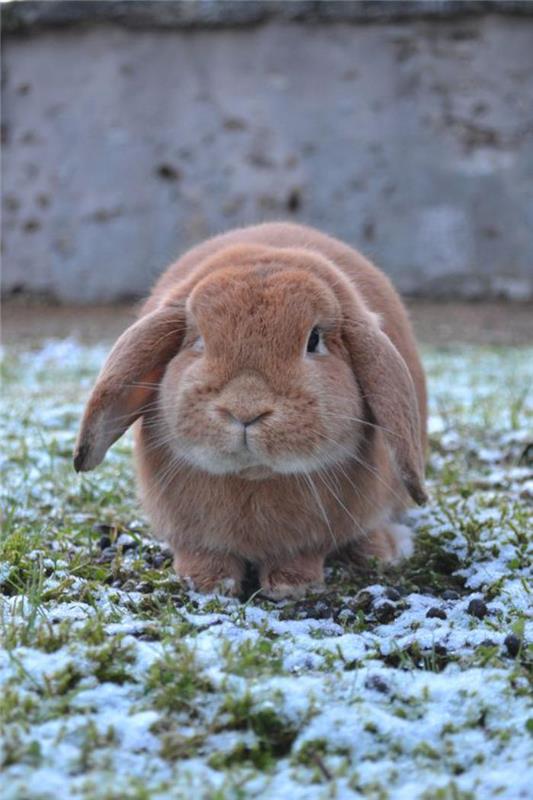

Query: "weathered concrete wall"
left=2, top=3, right=533, bottom=302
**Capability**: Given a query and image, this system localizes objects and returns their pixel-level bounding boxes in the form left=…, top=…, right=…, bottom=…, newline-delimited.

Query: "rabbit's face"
left=158, top=263, right=363, bottom=477
left=75, top=239, right=425, bottom=504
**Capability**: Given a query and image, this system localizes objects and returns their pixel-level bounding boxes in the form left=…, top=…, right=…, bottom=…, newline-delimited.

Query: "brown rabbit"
left=74, top=223, right=427, bottom=598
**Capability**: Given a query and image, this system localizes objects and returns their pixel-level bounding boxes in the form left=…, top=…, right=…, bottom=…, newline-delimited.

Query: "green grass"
left=0, top=340, right=532, bottom=799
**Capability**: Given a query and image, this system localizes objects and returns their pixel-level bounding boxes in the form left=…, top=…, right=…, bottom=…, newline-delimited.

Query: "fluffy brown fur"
left=75, top=222, right=427, bottom=598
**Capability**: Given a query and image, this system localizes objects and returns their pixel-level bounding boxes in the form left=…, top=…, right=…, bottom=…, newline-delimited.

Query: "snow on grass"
left=1, top=340, right=532, bottom=799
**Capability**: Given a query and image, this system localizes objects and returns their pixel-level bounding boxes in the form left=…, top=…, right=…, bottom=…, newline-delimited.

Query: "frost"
left=0, top=340, right=532, bottom=798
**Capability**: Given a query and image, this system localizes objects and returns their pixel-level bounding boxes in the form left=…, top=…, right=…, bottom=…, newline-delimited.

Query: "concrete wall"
left=2, top=1, right=533, bottom=302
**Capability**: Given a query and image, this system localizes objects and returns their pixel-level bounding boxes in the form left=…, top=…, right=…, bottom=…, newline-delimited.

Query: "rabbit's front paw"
left=360, top=523, right=414, bottom=564
left=174, top=550, right=245, bottom=596
left=259, top=553, right=325, bottom=600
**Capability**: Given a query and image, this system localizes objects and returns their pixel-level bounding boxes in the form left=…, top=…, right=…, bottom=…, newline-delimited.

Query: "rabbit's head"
left=74, top=244, right=426, bottom=503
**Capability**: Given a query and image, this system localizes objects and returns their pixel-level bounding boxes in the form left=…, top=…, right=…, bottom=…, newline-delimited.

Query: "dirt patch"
left=2, top=299, right=532, bottom=348
left=406, top=300, right=533, bottom=347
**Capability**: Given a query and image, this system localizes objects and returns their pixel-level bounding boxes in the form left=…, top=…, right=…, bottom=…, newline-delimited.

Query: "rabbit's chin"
left=237, top=465, right=275, bottom=480
left=175, top=441, right=332, bottom=479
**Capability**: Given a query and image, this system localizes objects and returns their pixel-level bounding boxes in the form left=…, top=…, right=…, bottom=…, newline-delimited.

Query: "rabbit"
left=74, top=222, right=427, bottom=599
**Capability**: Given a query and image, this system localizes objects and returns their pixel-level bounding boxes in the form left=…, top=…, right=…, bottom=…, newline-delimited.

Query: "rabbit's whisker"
left=313, top=430, right=406, bottom=507
left=318, top=410, right=400, bottom=438
left=146, top=450, right=191, bottom=508
left=299, top=473, right=338, bottom=552
left=124, top=381, right=163, bottom=390
left=314, top=468, right=367, bottom=539
left=139, top=432, right=182, bottom=456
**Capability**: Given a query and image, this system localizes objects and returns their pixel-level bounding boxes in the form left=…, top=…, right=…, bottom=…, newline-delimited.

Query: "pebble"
left=284, top=599, right=334, bottom=621
left=365, top=674, right=389, bottom=693
left=373, top=601, right=398, bottom=623
left=97, top=547, right=116, bottom=563
left=352, top=589, right=374, bottom=613
left=504, top=633, right=521, bottom=658
left=442, top=590, right=460, bottom=601
left=151, top=553, right=170, bottom=568
left=384, top=587, right=402, bottom=602
left=94, top=523, right=113, bottom=550
left=426, top=607, right=447, bottom=620
left=93, top=523, right=113, bottom=535
left=467, top=598, right=488, bottom=619
left=99, top=534, right=112, bottom=550
left=117, top=533, right=137, bottom=551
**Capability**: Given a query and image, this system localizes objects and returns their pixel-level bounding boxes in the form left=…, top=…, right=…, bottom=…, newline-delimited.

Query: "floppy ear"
left=343, top=307, right=427, bottom=505
left=74, top=304, right=185, bottom=472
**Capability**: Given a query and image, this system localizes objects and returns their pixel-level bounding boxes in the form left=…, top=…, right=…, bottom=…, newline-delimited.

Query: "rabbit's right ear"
left=74, top=305, right=185, bottom=472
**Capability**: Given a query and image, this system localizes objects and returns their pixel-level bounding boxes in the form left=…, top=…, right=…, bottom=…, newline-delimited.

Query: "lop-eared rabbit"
left=75, top=223, right=427, bottom=598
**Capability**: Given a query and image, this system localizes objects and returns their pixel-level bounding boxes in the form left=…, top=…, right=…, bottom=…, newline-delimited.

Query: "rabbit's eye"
left=307, top=327, right=320, bottom=353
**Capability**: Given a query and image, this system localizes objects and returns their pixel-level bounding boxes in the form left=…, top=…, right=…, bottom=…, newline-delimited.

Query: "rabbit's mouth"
left=180, top=440, right=266, bottom=475
left=177, top=436, right=341, bottom=479
left=164, top=401, right=352, bottom=477
left=236, top=465, right=274, bottom=480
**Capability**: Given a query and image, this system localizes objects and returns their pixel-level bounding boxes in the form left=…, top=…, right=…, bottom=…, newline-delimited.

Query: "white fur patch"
left=388, top=523, right=414, bottom=562
left=368, top=310, right=383, bottom=329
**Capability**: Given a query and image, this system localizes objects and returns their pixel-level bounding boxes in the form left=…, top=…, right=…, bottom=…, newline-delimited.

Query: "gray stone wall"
left=2, top=1, right=533, bottom=302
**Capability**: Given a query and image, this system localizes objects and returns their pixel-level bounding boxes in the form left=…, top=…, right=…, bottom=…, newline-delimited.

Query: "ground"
left=0, top=306, right=532, bottom=800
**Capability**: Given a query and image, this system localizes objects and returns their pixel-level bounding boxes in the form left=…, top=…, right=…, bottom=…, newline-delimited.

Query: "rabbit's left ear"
left=343, top=306, right=427, bottom=505
left=74, top=305, right=185, bottom=472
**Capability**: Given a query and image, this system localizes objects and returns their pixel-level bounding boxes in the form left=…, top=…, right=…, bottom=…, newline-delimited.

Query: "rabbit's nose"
left=218, top=408, right=272, bottom=428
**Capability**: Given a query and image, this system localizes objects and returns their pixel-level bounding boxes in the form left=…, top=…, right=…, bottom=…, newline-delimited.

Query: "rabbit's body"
left=75, top=223, right=427, bottom=597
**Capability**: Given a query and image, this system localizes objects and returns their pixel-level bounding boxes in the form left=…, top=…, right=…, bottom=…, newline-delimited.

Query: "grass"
left=0, top=339, right=532, bottom=799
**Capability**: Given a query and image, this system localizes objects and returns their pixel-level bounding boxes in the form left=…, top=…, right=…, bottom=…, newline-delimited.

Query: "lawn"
left=1, top=339, right=532, bottom=800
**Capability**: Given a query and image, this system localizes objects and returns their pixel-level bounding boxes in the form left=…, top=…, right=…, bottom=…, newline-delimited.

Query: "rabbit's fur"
left=75, top=223, right=427, bottom=598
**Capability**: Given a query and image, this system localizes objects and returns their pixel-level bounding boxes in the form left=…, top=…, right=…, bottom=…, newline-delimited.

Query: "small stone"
left=504, top=633, right=521, bottom=658
left=151, top=553, right=169, bottom=568
left=116, top=532, right=137, bottom=551
left=292, top=599, right=334, bottom=620
left=426, top=607, right=447, bottom=620
left=99, top=534, right=112, bottom=550
left=480, top=639, right=497, bottom=648
left=313, top=600, right=335, bottom=620
left=97, top=546, right=116, bottom=563
left=93, top=522, right=112, bottom=534
left=352, top=589, right=374, bottom=613
left=93, top=523, right=114, bottom=549
left=442, top=590, right=460, bottom=601
left=365, top=674, right=389, bottom=694
left=373, top=601, right=397, bottom=623
left=467, top=598, right=488, bottom=619
left=384, top=587, right=401, bottom=602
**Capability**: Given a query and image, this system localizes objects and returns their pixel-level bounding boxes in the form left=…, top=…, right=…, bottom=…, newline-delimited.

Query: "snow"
left=0, top=340, right=532, bottom=799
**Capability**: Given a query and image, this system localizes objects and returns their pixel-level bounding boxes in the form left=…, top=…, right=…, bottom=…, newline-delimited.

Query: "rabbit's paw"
left=174, top=550, right=245, bottom=596
left=361, top=523, right=414, bottom=564
left=259, top=553, right=325, bottom=600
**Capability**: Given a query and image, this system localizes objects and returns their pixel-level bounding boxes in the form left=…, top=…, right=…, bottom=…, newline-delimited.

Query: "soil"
left=2, top=299, right=532, bottom=347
